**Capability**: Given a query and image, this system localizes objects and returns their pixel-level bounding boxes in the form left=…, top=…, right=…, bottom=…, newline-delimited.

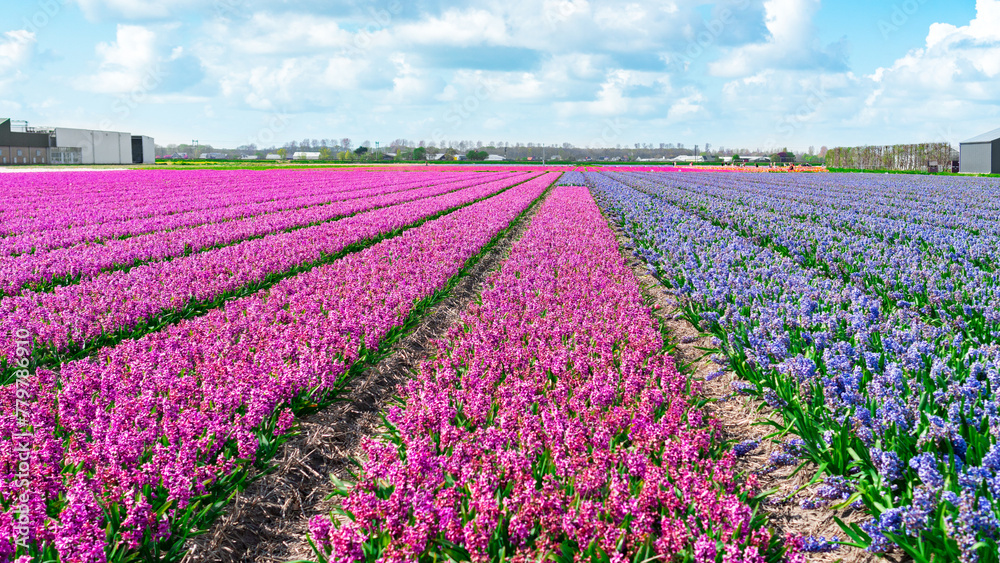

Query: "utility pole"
left=542, top=144, right=546, bottom=165
left=192, top=140, right=199, bottom=159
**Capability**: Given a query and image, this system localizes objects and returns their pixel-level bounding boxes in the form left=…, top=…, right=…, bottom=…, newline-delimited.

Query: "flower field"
left=1, top=168, right=554, bottom=561
left=4, top=165, right=998, bottom=562
left=307, top=185, right=780, bottom=563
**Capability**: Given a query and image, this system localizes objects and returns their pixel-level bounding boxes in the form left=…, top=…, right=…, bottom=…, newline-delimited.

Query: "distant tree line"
left=156, top=137, right=829, bottom=163
left=826, top=143, right=956, bottom=171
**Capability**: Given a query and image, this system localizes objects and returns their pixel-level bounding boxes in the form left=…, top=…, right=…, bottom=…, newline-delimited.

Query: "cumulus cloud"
left=666, top=90, right=707, bottom=121
left=554, top=69, right=667, bottom=117
left=46, top=0, right=1000, bottom=148
left=858, top=0, right=1000, bottom=140
left=708, top=0, right=848, bottom=77
left=76, top=24, right=204, bottom=95
left=0, top=30, right=36, bottom=89
left=193, top=0, right=697, bottom=116
left=218, top=13, right=354, bottom=56
left=393, top=9, right=508, bottom=47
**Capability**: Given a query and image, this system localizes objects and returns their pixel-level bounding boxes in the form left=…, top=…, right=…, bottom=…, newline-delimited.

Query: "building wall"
left=0, top=122, right=50, bottom=148
left=55, top=128, right=97, bottom=164
left=93, top=131, right=121, bottom=164
left=961, top=142, right=993, bottom=174
left=54, top=128, right=133, bottom=164
left=117, top=132, right=131, bottom=164
left=994, top=141, right=1000, bottom=174
left=2, top=124, right=151, bottom=165
left=50, top=147, right=83, bottom=164
left=141, top=136, right=155, bottom=163
left=8, top=147, right=31, bottom=165
left=27, top=147, right=48, bottom=164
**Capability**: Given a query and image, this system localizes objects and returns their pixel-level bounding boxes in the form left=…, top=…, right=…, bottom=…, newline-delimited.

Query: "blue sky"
left=1, top=0, right=997, bottom=152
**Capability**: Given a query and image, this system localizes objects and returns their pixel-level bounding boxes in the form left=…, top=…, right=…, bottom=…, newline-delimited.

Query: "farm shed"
left=1, top=117, right=155, bottom=165
left=960, top=127, right=1000, bottom=174
left=53, top=128, right=130, bottom=165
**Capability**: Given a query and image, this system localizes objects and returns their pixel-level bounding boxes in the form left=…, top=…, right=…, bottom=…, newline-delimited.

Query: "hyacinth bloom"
left=0, top=168, right=481, bottom=242
left=0, top=173, right=555, bottom=562
left=0, top=169, right=480, bottom=257
left=310, top=186, right=787, bottom=563
left=0, top=171, right=524, bottom=296
left=0, top=172, right=540, bottom=374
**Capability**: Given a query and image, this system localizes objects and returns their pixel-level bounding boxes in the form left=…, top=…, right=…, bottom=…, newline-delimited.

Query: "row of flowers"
left=0, top=172, right=540, bottom=381
left=601, top=170, right=1000, bottom=346
left=308, top=185, right=790, bottom=563
left=0, top=171, right=523, bottom=296
left=0, top=173, right=556, bottom=562
left=0, top=169, right=476, bottom=258
left=0, top=169, right=376, bottom=237
left=588, top=170, right=1000, bottom=563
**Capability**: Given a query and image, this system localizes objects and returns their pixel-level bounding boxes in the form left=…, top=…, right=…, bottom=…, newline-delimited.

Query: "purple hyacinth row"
left=0, top=172, right=555, bottom=562
left=648, top=170, right=1000, bottom=232
left=0, top=169, right=338, bottom=235
left=0, top=172, right=523, bottom=296
left=308, top=186, right=788, bottom=563
left=0, top=168, right=460, bottom=237
left=0, top=169, right=475, bottom=256
left=587, top=170, right=1000, bottom=562
left=608, top=170, right=1000, bottom=307
left=0, top=172, right=539, bottom=370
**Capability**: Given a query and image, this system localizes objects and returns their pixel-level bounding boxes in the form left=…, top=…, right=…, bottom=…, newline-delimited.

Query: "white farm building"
left=1, top=118, right=154, bottom=165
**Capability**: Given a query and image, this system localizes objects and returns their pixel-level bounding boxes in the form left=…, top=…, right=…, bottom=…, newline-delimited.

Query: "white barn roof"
left=963, top=127, right=1000, bottom=144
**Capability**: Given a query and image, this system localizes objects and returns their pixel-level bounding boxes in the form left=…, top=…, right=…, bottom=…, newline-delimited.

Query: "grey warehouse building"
left=960, top=127, right=1000, bottom=174
left=1, top=118, right=154, bottom=165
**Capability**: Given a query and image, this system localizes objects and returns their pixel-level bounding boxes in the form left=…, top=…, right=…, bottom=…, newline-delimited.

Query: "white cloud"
left=77, top=25, right=159, bottom=93
left=393, top=9, right=508, bottom=47
left=666, top=90, right=706, bottom=121
left=189, top=0, right=699, bottom=118
left=46, top=0, right=998, bottom=149
left=702, top=0, right=1000, bottom=148
left=708, top=0, right=846, bottom=77
left=0, top=30, right=36, bottom=88
left=857, top=0, right=1000, bottom=140
left=97, top=24, right=157, bottom=70
left=554, top=69, right=666, bottom=117
left=220, top=13, right=353, bottom=55
left=75, top=24, right=204, bottom=96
